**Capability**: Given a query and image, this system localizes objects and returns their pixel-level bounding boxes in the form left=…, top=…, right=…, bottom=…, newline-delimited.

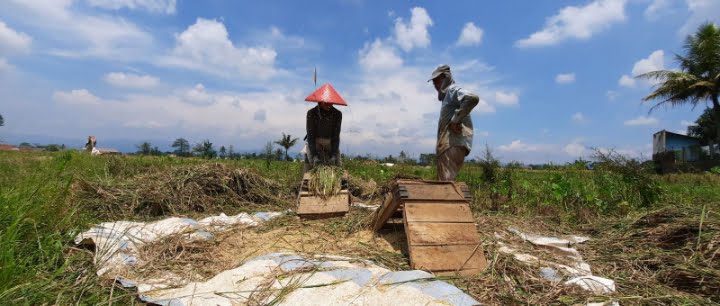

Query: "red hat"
left=304, top=83, right=347, bottom=106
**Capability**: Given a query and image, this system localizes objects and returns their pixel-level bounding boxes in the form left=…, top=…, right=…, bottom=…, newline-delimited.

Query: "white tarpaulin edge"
left=74, top=211, right=284, bottom=276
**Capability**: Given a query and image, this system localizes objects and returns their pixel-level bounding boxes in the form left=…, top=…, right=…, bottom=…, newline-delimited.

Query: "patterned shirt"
left=437, top=85, right=479, bottom=156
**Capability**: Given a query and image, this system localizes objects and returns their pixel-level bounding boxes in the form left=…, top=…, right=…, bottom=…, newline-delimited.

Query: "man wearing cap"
left=429, top=64, right=480, bottom=181
left=304, top=102, right=342, bottom=172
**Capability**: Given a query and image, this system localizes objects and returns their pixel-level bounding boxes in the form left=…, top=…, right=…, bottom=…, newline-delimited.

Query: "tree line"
left=133, top=133, right=302, bottom=161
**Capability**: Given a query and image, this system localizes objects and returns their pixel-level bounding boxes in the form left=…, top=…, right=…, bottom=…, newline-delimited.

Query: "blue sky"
left=1, top=0, right=719, bottom=163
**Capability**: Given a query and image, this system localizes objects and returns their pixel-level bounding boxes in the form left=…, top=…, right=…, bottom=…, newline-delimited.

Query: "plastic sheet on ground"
left=74, top=212, right=283, bottom=276
left=139, top=253, right=481, bottom=306
left=499, top=227, right=615, bottom=295
left=76, top=213, right=481, bottom=305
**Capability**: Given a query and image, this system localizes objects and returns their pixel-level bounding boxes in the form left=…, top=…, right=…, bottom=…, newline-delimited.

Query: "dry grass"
left=74, top=163, right=292, bottom=220
left=124, top=209, right=410, bottom=286
left=585, top=207, right=719, bottom=304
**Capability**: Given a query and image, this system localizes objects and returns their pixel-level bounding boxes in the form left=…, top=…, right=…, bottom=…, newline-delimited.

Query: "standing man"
left=429, top=64, right=480, bottom=181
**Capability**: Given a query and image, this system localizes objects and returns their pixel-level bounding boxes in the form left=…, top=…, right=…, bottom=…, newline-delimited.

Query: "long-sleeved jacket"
left=306, top=105, right=342, bottom=157
left=437, top=84, right=479, bottom=156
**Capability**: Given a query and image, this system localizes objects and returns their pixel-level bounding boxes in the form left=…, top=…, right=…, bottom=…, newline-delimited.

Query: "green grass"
left=0, top=151, right=718, bottom=305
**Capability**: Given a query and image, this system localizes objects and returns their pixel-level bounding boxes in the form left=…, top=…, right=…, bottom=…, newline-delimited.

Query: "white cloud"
left=182, top=83, right=213, bottom=105
left=631, top=50, right=665, bottom=76
left=85, top=0, right=177, bottom=14
left=596, top=144, right=653, bottom=159
left=159, top=18, right=278, bottom=80
left=358, top=39, right=403, bottom=71
left=555, top=73, right=576, bottom=84
left=618, top=75, right=636, bottom=87
left=52, top=89, right=101, bottom=105
left=456, top=22, right=483, bottom=46
left=478, top=131, right=490, bottom=137
left=619, top=50, right=665, bottom=88
left=564, top=142, right=587, bottom=157
left=681, top=0, right=720, bottom=34
left=253, top=109, right=267, bottom=122
left=47, top=86, right=310, bottom=145
left=572, top=112, right=585, bottom=122
left=0, top=20, right=31, bottom=54
left=606, top=90, right=619, bottom=100
left=624, top=115, right=659, bottom=126
left=680, top=120, right=694, bottom=126
left=123, top=120, right=169, bottom=128
left=644, top=0, right=672, bottom=20
left=1, top=0, right=152, bottom=59
left=475, top=99, right=496, bottom=113
left=498, top=140, right=551, bottom=153
left=515, top=0, right=627, bottom=48
left=494, top=91, right=519, bottom=106
left=393, top=7, right=433, bottom=52
left=265, top=26, right=307, bottom=49
left=104, top=72, right=159, bottom=89
left=0, top=57, right=12, bottom=71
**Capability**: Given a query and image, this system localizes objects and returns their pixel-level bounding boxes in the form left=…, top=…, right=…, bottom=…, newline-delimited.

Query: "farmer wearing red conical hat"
left=302, top=83, right=347, bottom=172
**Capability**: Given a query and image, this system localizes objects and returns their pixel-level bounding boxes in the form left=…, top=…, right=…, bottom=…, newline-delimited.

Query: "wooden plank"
left=404, top=202, right=474, bottom=223
left=297, top=194, right=349, bottom=215
left=372, top=193, right=399, bottom=231
left=406, top=223, right=481, bottom=246
left=434, top=268, right=485, bottom=277
left=397, top=183, right=466, bottom=201
left=409, top=245, right=487, bottom=272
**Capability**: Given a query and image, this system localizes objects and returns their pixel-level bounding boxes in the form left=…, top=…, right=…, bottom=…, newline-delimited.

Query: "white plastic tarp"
left=140, top=253, right=481, bottom=306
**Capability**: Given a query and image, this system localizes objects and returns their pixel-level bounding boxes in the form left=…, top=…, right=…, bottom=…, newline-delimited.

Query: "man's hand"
left=449, top=122, right=463, bottom=134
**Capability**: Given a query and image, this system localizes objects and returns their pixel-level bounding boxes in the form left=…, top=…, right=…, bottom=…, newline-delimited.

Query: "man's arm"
left=450, top=90, right=480, bottom=124
left=332, top=111, right=342, bottom=155
left=306, top=109, right=318, bottom=157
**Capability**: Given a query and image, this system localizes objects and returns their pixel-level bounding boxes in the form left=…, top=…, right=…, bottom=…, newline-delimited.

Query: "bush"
left=710, top=166, right=720, bottom=175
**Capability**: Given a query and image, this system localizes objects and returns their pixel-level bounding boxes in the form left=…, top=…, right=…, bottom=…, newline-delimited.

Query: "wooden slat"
left=409, top=245, right=487, bottom=272
left=406, top=223, right=481, bottom=246
left=372, top=193, right=399, bottom=231
left=398, top=183, right=466, bottom=201
left=404, top=202, right=474, bottom=223
left=297, top=194, right=349, bottom=215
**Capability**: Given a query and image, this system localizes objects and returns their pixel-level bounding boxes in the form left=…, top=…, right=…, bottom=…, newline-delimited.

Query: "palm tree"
left=193, top=139, right=216, bottom=159
left=0, top=114, right=4, bottom=126
left=274, top=133, right=299, bottom=161
left=171, top=138, right=190, bottom=157
left=638, top=23, right=720, bottom=156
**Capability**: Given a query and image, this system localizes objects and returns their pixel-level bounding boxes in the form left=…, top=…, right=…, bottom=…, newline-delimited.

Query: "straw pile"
left=307, top=166, right=343, bottom=199
left=587, top=207, right=719, bottom=302
left=75, top=163, right=290, bottom=220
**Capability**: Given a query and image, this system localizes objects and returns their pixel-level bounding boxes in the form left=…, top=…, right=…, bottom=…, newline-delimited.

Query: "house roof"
left=0, top=144, right=20, bottom=151
left=654, top=129, right=700, bottom=141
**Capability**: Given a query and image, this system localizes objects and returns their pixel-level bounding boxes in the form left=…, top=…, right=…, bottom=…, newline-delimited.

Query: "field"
left=1, top=150, right=719, bottom=305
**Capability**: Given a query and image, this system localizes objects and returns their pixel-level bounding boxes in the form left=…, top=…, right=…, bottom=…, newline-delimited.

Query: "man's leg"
left=437, top=146, right=467, bottom=181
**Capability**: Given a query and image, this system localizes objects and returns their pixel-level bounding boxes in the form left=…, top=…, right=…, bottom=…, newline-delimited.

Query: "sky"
left=1, top=0, right=719, bottom=163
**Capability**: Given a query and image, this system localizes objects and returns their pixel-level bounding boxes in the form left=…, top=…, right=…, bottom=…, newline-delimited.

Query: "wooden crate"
left=296, top=172, right=350, bottom=219
left=373, top=179, right=486, bottom=275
